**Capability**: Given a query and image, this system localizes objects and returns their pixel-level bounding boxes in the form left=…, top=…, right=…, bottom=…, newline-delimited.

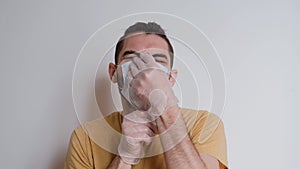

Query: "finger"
left=139, top=53, right=156, bottom=66
left=145, top=122, right=158, bottom=135
left=129, top=61, right=140, bottom=77
left=132, top=57, right=146, bottom=70
left=125, top=65, right=134, bottom=84
left=132, top=135, right=152, bottom=145
left=142, top=137, right=153, bottom=145
left=136, top=125, right=155, bottom=138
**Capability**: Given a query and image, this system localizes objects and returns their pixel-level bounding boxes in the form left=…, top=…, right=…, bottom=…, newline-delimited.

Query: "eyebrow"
left=122, top=50, right=139, bottom=57
left=152, top=53, right=168, bottom=60
left=119, top=50, right=139, bottom=63
left=121, top=50, right=168, bottom=61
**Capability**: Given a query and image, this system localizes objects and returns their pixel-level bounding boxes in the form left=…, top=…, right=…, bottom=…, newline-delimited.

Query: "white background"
left=0, top=0, right=299, bottom=169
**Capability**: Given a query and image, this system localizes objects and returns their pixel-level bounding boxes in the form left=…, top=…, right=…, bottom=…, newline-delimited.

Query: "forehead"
left=120, top=33, right=170, bottom=56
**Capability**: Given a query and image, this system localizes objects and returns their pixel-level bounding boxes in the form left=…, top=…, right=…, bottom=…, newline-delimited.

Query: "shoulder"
left=71, top=112, right=122, bottom=143
left=180, top=107, right=220, bottom=120
left=179, top=107, right=225, bottom=143
left=180, top=108, right=222, bottom=129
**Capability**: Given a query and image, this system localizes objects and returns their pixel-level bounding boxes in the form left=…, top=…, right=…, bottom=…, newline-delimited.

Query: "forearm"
left=156, top=106, right=207, bottom=169
left=107, top=156, right=132, bottom=169
left=164, top=135, right=207, bottom=169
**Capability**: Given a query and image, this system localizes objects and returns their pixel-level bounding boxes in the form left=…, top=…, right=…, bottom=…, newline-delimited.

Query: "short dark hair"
left=115, top=22, right=174, bottom=68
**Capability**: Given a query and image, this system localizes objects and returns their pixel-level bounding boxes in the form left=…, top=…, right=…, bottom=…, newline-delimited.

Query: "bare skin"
left=156, top=105, right=220, bottom=169
left=107, top=34, right=220, bottom=169
left=107, top=156, right=131, bottom=169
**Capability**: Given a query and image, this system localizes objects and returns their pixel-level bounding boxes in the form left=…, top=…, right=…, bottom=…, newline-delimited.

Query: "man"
left=64, top=22, right=228, bottom=169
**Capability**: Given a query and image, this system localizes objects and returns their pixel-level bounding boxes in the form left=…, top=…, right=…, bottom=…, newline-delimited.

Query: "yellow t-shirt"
left=64, top=108, right=228, bottom=169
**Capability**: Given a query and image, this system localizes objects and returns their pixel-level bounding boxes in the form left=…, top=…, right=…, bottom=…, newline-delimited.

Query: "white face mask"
left=118, top=61, right=168, bottom=107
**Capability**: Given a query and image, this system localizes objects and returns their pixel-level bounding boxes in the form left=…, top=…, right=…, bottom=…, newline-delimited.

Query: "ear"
left=108, top=62, right=117, bottom=83
left=169, top=69, right=178, bottom=87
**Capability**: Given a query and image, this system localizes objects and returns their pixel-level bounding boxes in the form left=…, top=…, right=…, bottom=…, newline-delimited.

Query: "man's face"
left=108, top=33, right=177, bottom=112
left=108, top=33, right=177, bottom=87
left=117, top=33, right=172, bottom=70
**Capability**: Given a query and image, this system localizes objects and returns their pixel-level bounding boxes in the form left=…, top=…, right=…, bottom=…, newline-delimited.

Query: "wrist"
left=156, top=107, right=188, bottom=151
left=118, top=156, right=133, bottom=168
left=156, top=104, right=182, bottom=132
left=108, top=156, right=132, bottom=169
left=118, top=139, right=141, bottom=165
left=119, top=156, right=140, bottom=166
left=165, top=90, right=178, bottom=109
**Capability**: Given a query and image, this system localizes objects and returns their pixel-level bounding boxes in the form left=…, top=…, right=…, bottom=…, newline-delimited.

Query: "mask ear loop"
left=168, top=71, right=174, bottom=80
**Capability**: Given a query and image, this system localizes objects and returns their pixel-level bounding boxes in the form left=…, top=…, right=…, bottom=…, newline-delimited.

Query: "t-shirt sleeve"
left=190, top=112, right=229, bottom=169
left=64, top=126, right=94, bottom=169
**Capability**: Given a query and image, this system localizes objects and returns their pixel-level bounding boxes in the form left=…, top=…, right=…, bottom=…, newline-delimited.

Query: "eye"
left=122, top=54, right=136, bottom=62
left=155, top=59, right=166, bottom=64
left=152, top=54, right=168, bottom=65
left=124, top=54, right=136, bottom=59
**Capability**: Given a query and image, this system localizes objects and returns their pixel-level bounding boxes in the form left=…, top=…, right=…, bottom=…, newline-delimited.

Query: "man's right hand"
left=118, top=110, right=158, bottom=165
left=128, top=54, right=178, bottom=114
